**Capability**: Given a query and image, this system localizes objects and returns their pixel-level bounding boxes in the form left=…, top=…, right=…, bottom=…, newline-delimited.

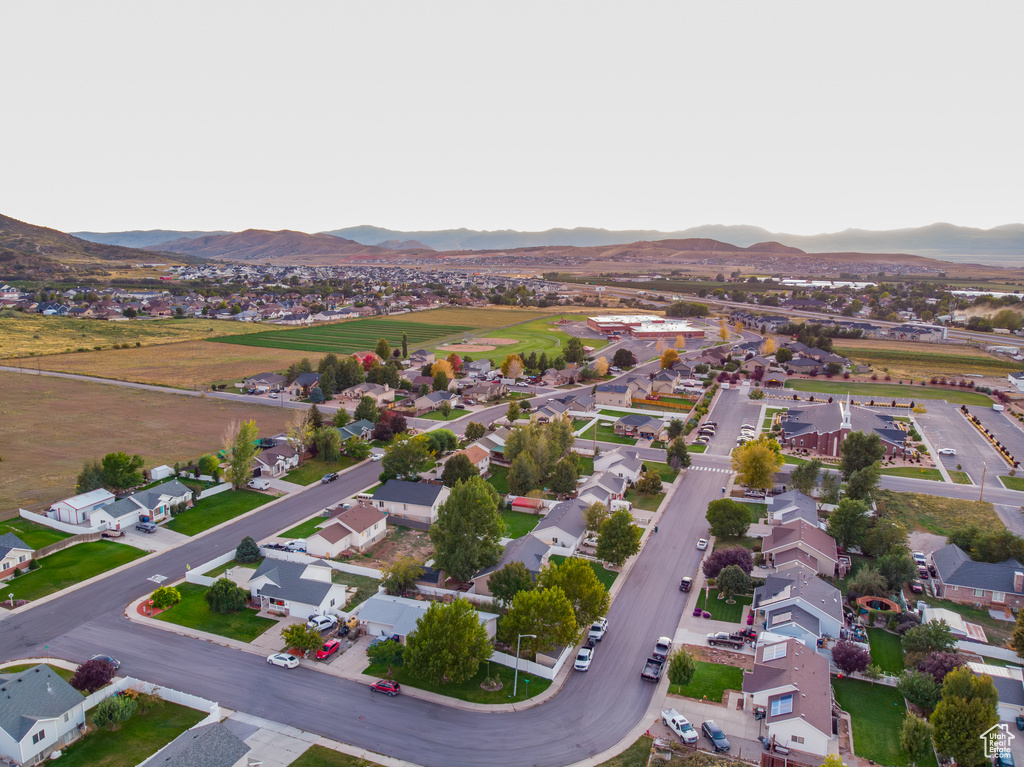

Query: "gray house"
left=752, top=564, right=844, bottom=643
left=0, top=665, right=86, bottom=765
left=766, top=490, right=819, bottom=526
left=151, top=721, right=250, bottom=767
left=371, top=480, right=450, bottom=525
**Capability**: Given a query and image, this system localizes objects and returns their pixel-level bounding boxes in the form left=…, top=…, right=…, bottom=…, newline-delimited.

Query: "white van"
left=247, top=477, right=272, bottom=490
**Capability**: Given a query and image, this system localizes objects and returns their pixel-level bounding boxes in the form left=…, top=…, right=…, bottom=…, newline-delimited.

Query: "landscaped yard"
left=878, top=466, right=944, bottom=481
left=419, top=408, right=462, bottom=421
left=364, top=657, right=550, bottom=703
left=5, top=541, right=147, bottom=602
left=579, top=422, right=636, bottom=445
left=1000, top=475, right=1024, bottom=491
left=291, top=746, right=386, bottom=767
left=487, top=467, right=509, bottom=495
left=284, top=456, right=361, bottom=486
left=154, top=583, right=276, bottom=641
left=0, top=517, right=71, bottom=549
left=949, top=470, right=972, bottom=485
left=739, top=502, right=767, bottom=523
left=282, top=515, right=327, bottom=539
left=331, top=570, right=381, bottom=610
left=867, top=627, right=904, bottom=674
left=833, top=677, right=937, bottom=767
left=549, top=554, right=618, bottom=589
left=643, top=461, right=680, bottom=484
left=874, top=489, right=1002, bottom=536
left=204, top=557, right=263, bottom=578
left=695, top=588, right=751, bottom=623
left=786, top=379, right=993, bottom=407
left=166, top=489, right=270, bottom=536
left=669, top=660, right=744, bottom=702
left=501, top=510, right=541, bottom=539
left=50, top=700, right=207, bottom=767
left=625, top=489, right=666, bottom=512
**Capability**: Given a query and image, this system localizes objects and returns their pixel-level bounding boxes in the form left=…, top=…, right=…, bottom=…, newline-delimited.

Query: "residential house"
left=595, top=383, right=631, bottom=408
left=577, top=472, right=628, bottom=508
left=752, top=564, right=844, bottom=644
left=463, top=380, right=506, bottom=404
left=778, top=397, right=908, bottom=458
left=248, top=558, right=350, bottom=616
left=244, top=372, right=287, bottom=392
left=532, top=498, right=588, bottom=552
left=445, top=445, right=490, bottom=474
left=48, top=488, right=116, bottom=525
left=409, top=349, right=435, bottom=368
left=413, top=390, right=461, bottom=414
left=358, top=593, right=498, bottom=641
left=766, top=490, right=819, bottom=526
left=651, top=369, right=682, bottom=394
left=91, top=479, right=194, bottom=529
left=474, top=427, right=510, bottom=467
left=465, top=359, right=491, bottom=376
left=541, top=368, right=573, bottom=387
left=740, top=356, right=771, bottom=377
left=1008, top=372, right=1024, bottom=394
left=289, top=372, right=321, bottom=398
left=560, top=392, right=596, bottom=412
left=593, top=448, right=644, bottom=484
left=742, top=638, right=838, bottom=757
left=338, top=419, right=375, bottom=442
left=471, top=534, right=552, bottom=596
left=786, top=358, right=823, bottom=375
left=625, top=376, right=654, bottom=400
left=0, top=533, right=33, bottom=580
left=967, top=662, right=1024, bottom=722
left=151, top=722, right=250, bottom=767
left=761, top=519, right=840, bottom=577
left=931, top=543, right=1024, bottom=610
left=254, top=443, right=300, bottom=478
left=338, top=382, right=395, bottom=406
left=921, top=606, right=987, bottom=643
left=306, top=502, right=388, bottom=557
left=371, top=480, right=450, bottom=525
left=0, top=664, right=86, bottom=765
left=532, top=400, right=571, bottom=424
left=613, top=414, right=665, bottom=440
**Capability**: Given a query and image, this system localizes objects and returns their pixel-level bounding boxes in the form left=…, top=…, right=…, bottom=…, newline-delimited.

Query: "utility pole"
left=980, top=460, right=988, bottom=502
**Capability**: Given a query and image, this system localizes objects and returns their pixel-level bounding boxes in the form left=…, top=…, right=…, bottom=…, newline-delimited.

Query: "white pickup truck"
left=661, top=709, right=698, bottom=744
left=653, top=636, right=672, bottom=661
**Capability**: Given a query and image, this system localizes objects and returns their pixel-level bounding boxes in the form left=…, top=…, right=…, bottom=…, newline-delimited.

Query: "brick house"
left=932, top=543, right=1024, bottom=609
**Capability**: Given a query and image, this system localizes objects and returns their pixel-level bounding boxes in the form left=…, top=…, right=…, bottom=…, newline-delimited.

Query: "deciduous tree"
left=70, top=659, right=117, bottom=693
left=538, top=557, right=610, bottom=631
left=845, top=461, right=882, bottom=502
left=501, top=354, right=524, bottom=379
left=499, top=586, right=578, bottom=655
left=150, top=585, right=181, bottom=609
left=903, top=620, right=957, bottom=666
left=900, top=715, right=935, bottom=763
left=381, top=555, right=425, bottom=596
left=730, top=437, right=783, bottom=491
left=91, top=694, right=137, bottom=730
left=832, top=640, right=870, bottom=675
left=76, top=459, right=105, bottom=493
left=846, top=564, right=888, bottom=597
left=666, top=440, right=691, bottom=471
left=596, top=510, right=642, bottom=567
left=702, top=547, right=754, bottom=578
left=506, top=400, right=521, bottom=422
left=488, top=561, right=535, bottom=606
left=840, top=431, right=886, bottom=479
left=668, top=648, right=697, bottom=687
left=441, top=453, right=478, bottom=487
left=716, top=565, right=750, bottom=601
left=862, top=518, right=909, bottom=558
left=205, top=577, right=249, bottom=614
left=898, top=670, right=941, bottom=712
left=583, top=501, right=608, bottom=533
left=788, top=458, right=822, bottom=496
left=280, top=622, right=324, bottom=657
left=931, top=667, right=998, bottom=767
left=332, top=408, right=351, bottom=428
left=405, top=598, right=492, bottom=684
left=430, top=476, right=504, bottom=582
left=593, top=356, right=609, bottom=376
left=878, top=550, right=918, bottom=592
left=826, top=498, right=871, bottom=550
left=660, top=348, right=680, bottom=369
left=613, top=348, right=637, bottom=368
left=355, top=395, right=380, bottom=423
left=101, top=451, right=145, bottom=492
left=705, top=498, right=750, bottom=539
left=465, top=421, right=487, bottom=441
left=375, top=337, right=391, bottom=360
left=367, top=637, right=405, bottom=674
left=380, top=435, right=433, bottom=482
left=549, top=456, right=580, bottom=494
left=313, top=426, right=341, bottom=462
left=224, top=420, right=259, bottom=489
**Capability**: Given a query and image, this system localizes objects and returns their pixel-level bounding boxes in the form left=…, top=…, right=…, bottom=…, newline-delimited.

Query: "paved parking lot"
left=702, top=387, right=763, bottom=458
left=913, top=401, right=1004, bottom=484
left=967, top=406, right=1024, bottom=480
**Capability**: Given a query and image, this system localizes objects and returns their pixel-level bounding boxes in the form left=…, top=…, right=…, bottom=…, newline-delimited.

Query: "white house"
left=48, top=488, right=115, bottom=525
left=0, top=665, right=86, bottom=765
left=0, top=533, right=33, bottom=580
left=89, top=479, right=194, bottom=529
left=358, top=593, right=498, bottom=641
left=742, top=638, right=838, bottom=757
left=306, top=502, right=388, bottom=558
left=371, top=481, right=450, bottom=525
left=254, top=444, right=300, bottom=478
left=751, top=564, right=844, bottom=643
left=248, top=558, right=351, bottom=617
left=593, top=448, right=644, bottom=484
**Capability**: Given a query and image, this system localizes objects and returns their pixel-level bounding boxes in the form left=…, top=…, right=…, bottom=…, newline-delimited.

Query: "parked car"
left=996, top=751, right=1015, bottom=767
left=909, top=580, right=924, bottom=594
left=370, top=679, right=401, bottom=696
left=662, top=709, right=698, bottom=744
left=696, top=538, right=708, bottom=551
left=135, top=522, right=157, bottom=534
left=702, top=720, right=731, bottom=752
left=101, top=529, right=125, bottom=538
left=316, top=639, right=341, bottom=660
left=918, top=566, right=930, bottom=579
left=371, top=453, right=384, bottom=462
left=938, top=448, right=957, bottom=456
left=307, top=614, right=338, bottom=632
left=574, top=647, right=594, bottom=671
left=247, top=478, right=272, bottom=490
left=267, top=653, right=299, bottom=668
left=680, top=577, right=693, bottom=592
left=912, top=550, right=927, bottom=565
left=268, top=392, right=279, bottom=399
left=320, top=472, right=338, bottom=484
left=90, top=654, right=121, bottom=670
left=744, top=490, right=766, bottom=498
left=589, top=617, right=608, bottom=642
left=284, top=540, right=307, bottom=553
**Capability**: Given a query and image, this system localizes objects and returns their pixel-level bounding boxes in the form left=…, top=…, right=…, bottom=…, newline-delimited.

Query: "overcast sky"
left=3, top=1, right=1022, bottom=235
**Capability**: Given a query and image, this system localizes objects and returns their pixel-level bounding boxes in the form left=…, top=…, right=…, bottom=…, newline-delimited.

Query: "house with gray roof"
left=243, top=372, right=287, bottom=392
left=371, top=480, right=450, bottom=525
left=967, top=662, right=1024, bottom=722
left=560, top=392, right=596, bottom=412
left=0, top=533, right=33, bottom=580
left=778, top=396, right=908, bottom=458
left=248, top=558, right=350, bottom=617
left=593, top=447, right=644, bottom=484
left=613, top=414, right=665, bottom=440
left=90, top=479, right=194, bottom=529
left=533, top=498, right=588, bottom=552
left=532, top=400, right=571, bottom=424
left=255, top=443, right=300, bottom=478
left=752, top=563, right=843, bottom=643
left=932, top=543, right=1024, bottom=610
left=359, top=593, right=498, bottom=640
left=577, top=472, right=628, bottom=508
left=471, top=535, right=553, bottom=597
left=594, top=383, right=631, bottom=408
left=0, top=664, right=86, bottom=765
left=289, top=371, right=321, bottom=397
left=338, top=418, right=375, bottom=442
left=412, top=390, right=462, bottom=414
left=766, top=490, right=819, bottom=526
left=150, top=721, right=250, bottom=767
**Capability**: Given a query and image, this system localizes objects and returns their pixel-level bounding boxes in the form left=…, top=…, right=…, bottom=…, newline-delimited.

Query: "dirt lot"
left=0, top=371, right=295, bottom=514
left=21, top=340, right=321, bottom=390
left=355, top=527, right=434, bottom=568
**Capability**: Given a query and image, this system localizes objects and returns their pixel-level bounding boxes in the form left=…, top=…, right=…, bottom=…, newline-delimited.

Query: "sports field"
left=834, top=339, right=1021, bottom=378
left=211, top=318, right=472, bottom=354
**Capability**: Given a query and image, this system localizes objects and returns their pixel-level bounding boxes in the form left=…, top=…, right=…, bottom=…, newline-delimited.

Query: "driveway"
left=124, top=525, right=190, bottom=553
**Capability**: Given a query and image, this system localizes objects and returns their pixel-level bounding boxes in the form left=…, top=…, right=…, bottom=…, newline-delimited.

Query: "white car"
left=912, top=550, right=927, bottom=565
left=267, top=653, right=299, bottom=668
left=306, top=614, right=337, bottom=632
left=284, top=539, right=307, bottom=553
left=574, top=647, right=594, bottom=671
left=938, top=448, right=957, bottom=456
left=740, top=424, right=755, bottom=431
left=588, top=617, right=608, bottom=642
left=662, top=709, right=699, bottom=744
left=370, top=453, right=384, bottom=462
left=697, top=538, right=709, bottom=551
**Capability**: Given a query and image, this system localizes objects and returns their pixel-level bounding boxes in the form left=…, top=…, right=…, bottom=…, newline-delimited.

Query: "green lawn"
left=5, top=541, right=147, bottom=602
left=833, top=677, right=937, bottom=767
left=282, top=516, right=327, bottom=539
left=154, top=583, right=276, bottom=641
left=919, top=595, right=1012, bottom=644
left=625, top=489, right=667, bottom=512
left=786, top=379, right=993, bottom=407
left=291, top=746, right=386, bottom=767
left=430, top=313, right=607, bottom=365
left=331, top=570, right=381, bottom=609
left=285, top=456, right=360, bottom=486
left=695, top=588, right=752, bottom=623
left=669, top=660, right=744, bottom=702
left=204, top=557, right=262, bottom=578
left=0, top=517, right=72, bottom=549
left=713, top=536, right=761, bottom=552
left=878, top=466, right=944, bottom=481
left=1000, top=475, right=1024, bottom=491
left=501, top=510, right=541, bottom=539
left=739, top=502, right=767, bottom=523
left=579, top=422, right=637, bottom=445
left=835, top=553, right=872, bottom=592
left=595, top=737, right=654, bottom=767
left=643, top=461, right=680, bottom=484
left=550, top=554, right=618, bottom=589
left=687, top=444, right=707, bottom=453
left=875, top=489, right=1002, bottom=536
left=419, top=408, right=461, bottom=421
left=949, top=470, right=973, bottom=485
left=867, top=627, right=905, bottom=674
left=364, top=657, right=550, bottom=704
left=166, top=489, right=269, bottom=536
left=0, top=663, right=74, bottom=682
left=487, top=467, right=509, bottom=495
left=51, top=701, right=207, bottom=767
left=782, top=454, right=812, bottom=465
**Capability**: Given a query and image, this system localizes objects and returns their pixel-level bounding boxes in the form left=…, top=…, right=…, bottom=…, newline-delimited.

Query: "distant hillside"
left=375, top=239, right=433, bottom=251
left=73, top=229, right=230, bottom=249
left=322, top=223, right=1024, bottom=261
left=155, top=229, right=393, bottom=262
left=0, top=213, right=193, bottom=280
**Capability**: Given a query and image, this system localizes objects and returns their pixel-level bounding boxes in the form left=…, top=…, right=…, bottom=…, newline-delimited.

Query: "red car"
left=370, top=679, right=401, bottom=696
left=316, top=639, right=341, bottom=660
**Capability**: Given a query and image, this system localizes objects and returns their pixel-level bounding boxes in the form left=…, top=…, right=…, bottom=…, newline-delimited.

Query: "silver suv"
left=135, top=522, right=157, bottom=534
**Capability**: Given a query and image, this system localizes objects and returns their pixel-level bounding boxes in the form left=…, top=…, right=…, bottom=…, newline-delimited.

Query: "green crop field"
left=784, top=379, right=993, bottom=406
left=209, top=318, right=472, bottom=355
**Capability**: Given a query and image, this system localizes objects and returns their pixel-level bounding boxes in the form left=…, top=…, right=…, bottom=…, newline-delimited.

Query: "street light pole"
left=514, top=633, right=536, bottom=697
left=980, top=461, right=988, bottom=502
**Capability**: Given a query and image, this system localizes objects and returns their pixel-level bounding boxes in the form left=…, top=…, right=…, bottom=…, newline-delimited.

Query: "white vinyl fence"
left=186, top=552, right=237, bottom=587
left=19, top=509, right=94, bottom=534
left=489, top=645, right=574, bottom=681
left=196, top=482, right=232, bottom=500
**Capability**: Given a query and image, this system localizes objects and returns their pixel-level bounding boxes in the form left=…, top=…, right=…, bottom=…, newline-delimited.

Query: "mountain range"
left=74, top=222, right=1024, bottom=263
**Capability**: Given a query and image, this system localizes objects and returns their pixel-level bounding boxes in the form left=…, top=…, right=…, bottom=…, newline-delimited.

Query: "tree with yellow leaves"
left=501, top=353, right=524, bottom=380
left=660, top=348, right=680, bottom=369
left=734, top=321, right=744, bottom=335
left=431, top=360, right=454, bottom=379
left=719, top=321, right=730, bottom=341
left=593, top=356, right=609, bottom=376
left=760, top=337, right=776, bottom=355
left=675, top=335, right=687, bottom=349
left=655, top=338, right=668, bottom=354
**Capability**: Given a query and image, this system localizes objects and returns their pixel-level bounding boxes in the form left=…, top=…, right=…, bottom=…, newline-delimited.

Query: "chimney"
left=1015, top=571, right=1023, bottom=593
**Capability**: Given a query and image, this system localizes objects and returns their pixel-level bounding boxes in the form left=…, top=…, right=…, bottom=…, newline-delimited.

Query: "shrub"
left=91, top=694, right=137, bottom=730
left=70, top=659, right=116, bottom=693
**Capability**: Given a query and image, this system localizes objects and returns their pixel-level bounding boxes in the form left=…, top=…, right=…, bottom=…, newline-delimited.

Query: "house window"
left=993, top=592, right=1006, bottom=603
left=330, top=598, right=336, bottom=607
left=770, top=694, right=793, bottom=716
left=791, top=736, right=805, bottom=744
left=32, top=730, right=46, bottom=744
left=975, top=589, right=986, bottom=598
left=64, top=713, right=70, bottom=722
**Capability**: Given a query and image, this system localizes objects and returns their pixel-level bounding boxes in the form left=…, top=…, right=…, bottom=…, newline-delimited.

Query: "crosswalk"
left=689, top=466, right=733, bottom=474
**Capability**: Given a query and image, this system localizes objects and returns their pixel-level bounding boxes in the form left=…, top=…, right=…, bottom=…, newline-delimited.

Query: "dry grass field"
left=0, top=371, right=295, bottom=514
left=0, top=313, right=277, bottom=359
left=833, top=339, right=1020, bottom=378
left=23, top=341, right=321, bottom=390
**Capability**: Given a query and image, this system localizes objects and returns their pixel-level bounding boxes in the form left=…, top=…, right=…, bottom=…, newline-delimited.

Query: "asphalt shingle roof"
left=152, top=721, right=250, bottom=767
left=0, top=532, right=32, bottom=558
left=932, top=543, right=1024, bottom=593
left=250, top=559, right=335, bottom=606
left=0, top=665, right=84, bottom=742
left=372, top=480, right=446, bottom=507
